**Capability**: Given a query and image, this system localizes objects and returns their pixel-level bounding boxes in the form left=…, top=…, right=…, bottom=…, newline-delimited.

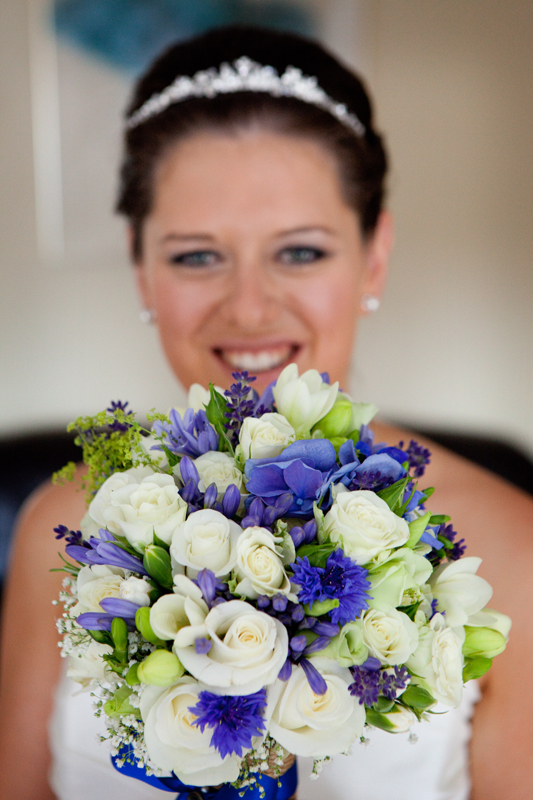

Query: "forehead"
left=150, top=130, right=358, bottom=235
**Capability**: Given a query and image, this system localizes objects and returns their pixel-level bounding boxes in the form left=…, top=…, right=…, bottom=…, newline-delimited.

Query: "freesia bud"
left=305, top=598, right=340, bottom=617
left=313, top=398, right=353, bottom=439
left=137, top=649, right=184, bottom=686
left=135, top=606, right=166, bottom=646
left=463, top=626, right=507, bottom=659
left=143, top=545, right=173, bottom=589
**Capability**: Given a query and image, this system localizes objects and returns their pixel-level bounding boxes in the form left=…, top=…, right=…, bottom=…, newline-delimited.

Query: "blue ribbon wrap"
left=111, top=749, right=297, bottom=800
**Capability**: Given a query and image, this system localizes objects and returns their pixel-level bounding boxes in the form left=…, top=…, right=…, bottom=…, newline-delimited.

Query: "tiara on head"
left=126, top=56, right=366, bottom=137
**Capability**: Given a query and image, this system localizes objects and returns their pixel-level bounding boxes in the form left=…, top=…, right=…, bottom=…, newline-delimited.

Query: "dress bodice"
left=49, top=670, right=479, bottom=800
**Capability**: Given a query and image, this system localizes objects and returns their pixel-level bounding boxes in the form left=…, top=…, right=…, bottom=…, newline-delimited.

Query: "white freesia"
left=92, top=472, right=187, bottom=551
left=234, top=526, right=296, bottom=600
left=190, top=451, right=243, bottom=495
left=359, top=607, right=419, bottom=665
left=172, top=383, right=224, bottom=417
left=140, top=677, right=243, bottom=785
left=150, top=575, right=208, bottom=642
left=74, top=564, right=125, bottom=615
left=368, top=547, right=433, bottom=610
left=273, top=364, right=339, bottom=434
left=170, top=509, right=242, bottom=578
left=269, top=657, right=365, bottom=757
left=67, top=640, right=113, bottom=687
left=407, top=613, right=464, bottom=707
left=119, top=576, right=152, bottom=607
left=174, top=600, right=288, bottom=695
left=376, top=705, right=417, bottom=733
left=322, top=490, right=410, bottom=566
left=238, top=413, right=295, bottom=460
left=428, top=557, right=493, bottom=628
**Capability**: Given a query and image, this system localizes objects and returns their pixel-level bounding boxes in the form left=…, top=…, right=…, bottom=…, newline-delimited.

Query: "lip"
left=211, top=340, right=303, bottom=385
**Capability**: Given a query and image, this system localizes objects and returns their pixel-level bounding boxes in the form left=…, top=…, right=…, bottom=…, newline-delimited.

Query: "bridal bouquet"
left=54, top=365, right=510, bottom=797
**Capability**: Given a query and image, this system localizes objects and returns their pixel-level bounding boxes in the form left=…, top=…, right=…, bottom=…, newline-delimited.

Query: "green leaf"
left=365, top=708, right=397, bottom=732
left=205, top=383, right=234, bottom=453
left=406, top=511, right=432, bottom=548
left=160, top=445, right=179, bottom=468
left=153, top=531, right=170, bottom=551
left=377, top=476, right=410, bottom=513
left=428, top=514, right=451, bottom=525
left=418, top=487, right=435, bottom=503
left=295, top=542, right=335, bottom=568
left=463, top=656, right=493, bottom=682
left=103, top=685, right=140, bottom=719
left=88, top=629, right=112, bottom=647
left=401, top=684, right=435, bottom=711
left=401, top=600, right=422, bottom=621
left=374, top=696, right=395, bottom=713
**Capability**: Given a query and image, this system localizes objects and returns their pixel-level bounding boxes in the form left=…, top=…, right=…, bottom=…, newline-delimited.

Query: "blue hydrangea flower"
left=188, top=689, right=267, bottom=758
left=291, top=549, right=371, bottom=626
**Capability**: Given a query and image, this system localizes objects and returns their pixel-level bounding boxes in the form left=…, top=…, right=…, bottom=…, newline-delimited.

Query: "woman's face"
left=136, top=129, right=391, bottom=392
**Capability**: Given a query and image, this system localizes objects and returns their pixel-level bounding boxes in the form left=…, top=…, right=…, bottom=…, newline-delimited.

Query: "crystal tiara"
left=126, top=56, right=366, bottom=137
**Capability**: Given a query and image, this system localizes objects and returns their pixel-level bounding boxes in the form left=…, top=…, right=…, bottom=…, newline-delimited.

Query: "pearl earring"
left=360, top=293, right=380, bottom=313
left=139, top=308, right=156, bottom=324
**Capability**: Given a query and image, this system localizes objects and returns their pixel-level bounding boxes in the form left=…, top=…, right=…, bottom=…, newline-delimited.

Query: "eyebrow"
left=161, top=226, right=337, bottom=244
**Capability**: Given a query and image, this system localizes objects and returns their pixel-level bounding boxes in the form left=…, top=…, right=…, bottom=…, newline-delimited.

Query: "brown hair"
left=116, top=25, right=388, bottom=260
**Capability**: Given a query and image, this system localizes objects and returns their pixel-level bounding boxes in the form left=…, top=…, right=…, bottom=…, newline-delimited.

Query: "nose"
left=219, top=257, right=280, bottom=330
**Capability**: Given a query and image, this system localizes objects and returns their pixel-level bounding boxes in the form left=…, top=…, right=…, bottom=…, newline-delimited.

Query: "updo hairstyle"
left=116, top=25, right=388, bottom=261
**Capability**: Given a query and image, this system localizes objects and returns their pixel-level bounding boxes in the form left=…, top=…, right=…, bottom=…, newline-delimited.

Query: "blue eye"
left=169, top=250, right=220, bottom=267
left=279, top=246, right=327, bottom=264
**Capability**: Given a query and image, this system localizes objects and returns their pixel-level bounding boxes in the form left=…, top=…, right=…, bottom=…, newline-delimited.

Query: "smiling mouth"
left=214, top=344, right=300, bottom=373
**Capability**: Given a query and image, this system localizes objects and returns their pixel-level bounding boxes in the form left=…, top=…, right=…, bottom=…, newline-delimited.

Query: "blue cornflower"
left=291, top=550, right=371, bottom=626
left=189, top=689, right=267, bottom=758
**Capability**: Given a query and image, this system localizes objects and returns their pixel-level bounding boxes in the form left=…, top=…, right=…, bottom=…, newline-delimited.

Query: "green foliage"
left=406, top=511, right=432, bottom=549
left=463, top=656, right=493, bottom=682
left=295, top=541, right=335, bottom=568
left=428, top=514, right=451, bottom=526
left=401, top=600, right=422, bottom=621
left=103, top=685, right=140, bottom=720
left=377, top=477, right=410, bottom=514
left=52, top=406, right=156, bottom=504
left=401, top=684, right=435, bottom=712
left=205, top=383, right=234, bottom=453
left=365, top=707, right=397, bottom=732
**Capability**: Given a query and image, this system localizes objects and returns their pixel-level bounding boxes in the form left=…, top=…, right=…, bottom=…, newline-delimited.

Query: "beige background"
left=1, top=1, right=532, bottom=455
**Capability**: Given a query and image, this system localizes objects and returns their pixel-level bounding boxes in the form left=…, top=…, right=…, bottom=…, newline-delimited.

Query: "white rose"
left=428, top=557, right=493, bottom=629
left=234, top=526, right=296, bottom=600
left=95, top=473, right=188, bottom=551
left=269, top=657, right=365, bottom=757
left=67, top=640, right=114, bottom=687
left=359, top=607, right=419, bottom=665
left=174, top=600, right=288, bottom=695
left=150, top=575, right=208, bottom=642
left=74, top=564, right=125, bottom=614
left=323, top=490, right=410, bottom=565
left=190, top=451, right=243, bottom=495
left=239, top=413, right=295, bottom=460
left=170, top=509, right=242, bottom=578
left=272, top=364, right=339, bottom=434
left=140, top=677, right=243, bottom=786
left=407, top=613, right=464, bottom=707
left=88, top=466, right=157, bottom=528
left=119, top=576, right=152, bottom=607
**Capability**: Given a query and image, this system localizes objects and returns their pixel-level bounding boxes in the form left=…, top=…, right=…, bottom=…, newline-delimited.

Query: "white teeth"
left=221, top=348, right=293, bottom=372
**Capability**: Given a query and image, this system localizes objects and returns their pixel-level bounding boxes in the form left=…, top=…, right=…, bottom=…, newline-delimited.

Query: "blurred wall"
left=1, top=0, right=532, bottom=455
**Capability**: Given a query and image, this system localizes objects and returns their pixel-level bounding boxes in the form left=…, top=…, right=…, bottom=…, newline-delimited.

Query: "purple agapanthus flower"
left=152, top=408, right=218, bottom=458
left=77, top=597, right=141, bottom=631
left=349, top=663, right=410, bottom=706
left=65, top=528, right=148, bottom=575
left=291, top=550, right=371, bottom=626
left=189, top=689, right=267, bottom=758
left=244, top=439, right=337, bottom=516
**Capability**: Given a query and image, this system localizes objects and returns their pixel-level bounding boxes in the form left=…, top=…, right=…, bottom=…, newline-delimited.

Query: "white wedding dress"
left=49, top=669, right=479, bottom=800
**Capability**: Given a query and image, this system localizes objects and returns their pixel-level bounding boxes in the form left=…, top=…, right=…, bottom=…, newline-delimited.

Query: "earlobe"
left=361, top=210, right=394, bottom=304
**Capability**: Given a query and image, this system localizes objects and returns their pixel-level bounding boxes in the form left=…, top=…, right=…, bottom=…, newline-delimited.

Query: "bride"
left=1, top=25, right=532, bottom=800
